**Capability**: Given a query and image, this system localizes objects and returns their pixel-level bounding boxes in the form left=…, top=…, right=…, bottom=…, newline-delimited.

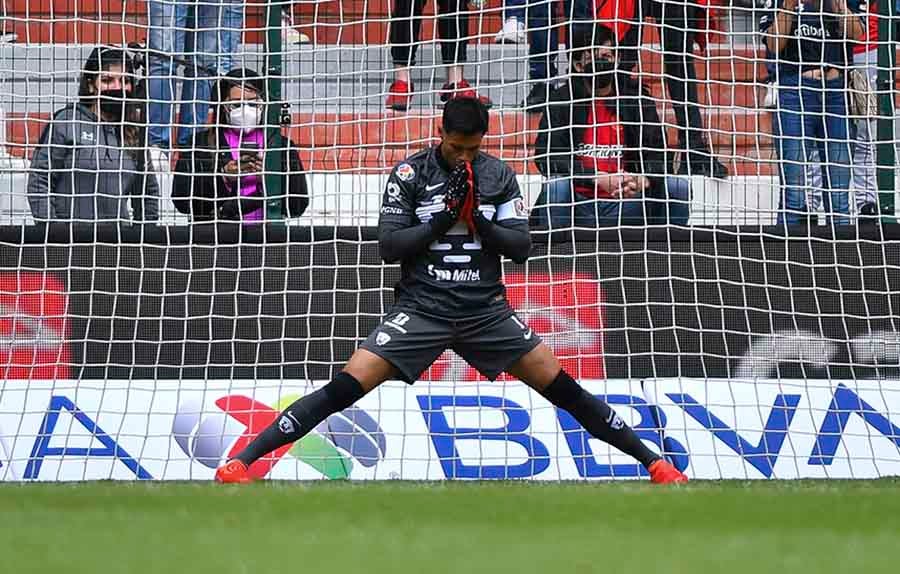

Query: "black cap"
left=214, top=68, right=266, bottom=102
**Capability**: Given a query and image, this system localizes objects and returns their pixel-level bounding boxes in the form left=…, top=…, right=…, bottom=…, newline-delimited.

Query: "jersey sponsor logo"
left=376, top=331, right=391, bottom=346
left=381, top=206, right=405, bottom=215
left=426, top=182, right=445, bottom=191
left=427, top=265, right=481, bottom=282
left=798, top=23, right=826, bottom=38
left=81, top=131, right=95, bottom=142
left=396, top=163, right=415, bottom=182
left=386, top=182, right=402, bottom=203
left=576, top=143, right=624, bottom=159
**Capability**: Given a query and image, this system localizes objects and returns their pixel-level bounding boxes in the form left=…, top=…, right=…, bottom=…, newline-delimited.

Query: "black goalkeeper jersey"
left=378, top=146, right=530, bottom=318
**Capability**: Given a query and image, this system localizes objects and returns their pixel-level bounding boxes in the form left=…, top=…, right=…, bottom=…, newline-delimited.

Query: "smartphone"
left=241, top=141, right=261, bottom=163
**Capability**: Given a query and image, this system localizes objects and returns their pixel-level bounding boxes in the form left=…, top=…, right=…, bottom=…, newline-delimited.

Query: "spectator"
left=386, top=0, right=492, bottom=111
left=848, top=0, right=879, bottom=216
left=27, top=47, right=159, bottom=223
left=621, top=0, right=729, bottom=179
left=497, top=0, right=570, bottom=110
left=172, top=68, right=309, bottom=222
left=495, top=2, right=527, bottom=44
left=282, top=3, right=311, bottom=44
left=146, top=0, right=244, bottom=169
left=531, top=26, right=691, bottom=228
left=760, top=0, right=864, bottom=225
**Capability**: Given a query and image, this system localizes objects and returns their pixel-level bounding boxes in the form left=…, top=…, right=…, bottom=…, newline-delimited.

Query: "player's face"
left=438, top=129, right=484, bottom=166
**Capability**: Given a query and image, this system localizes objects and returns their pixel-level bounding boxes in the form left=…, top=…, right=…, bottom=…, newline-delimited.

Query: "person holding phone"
left=172, top=68, right=309, bottom=222
left=760, top=0, right=864, bottom=225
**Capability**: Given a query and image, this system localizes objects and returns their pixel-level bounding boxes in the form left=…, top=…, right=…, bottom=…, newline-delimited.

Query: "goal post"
left=876, top=0, right=896, bottom=220
left=0, top=1, right=898, bottom=482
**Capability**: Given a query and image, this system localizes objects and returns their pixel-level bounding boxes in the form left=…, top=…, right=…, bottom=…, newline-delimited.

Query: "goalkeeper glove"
left=458, top=161, right=480, bottom=235
left=430, top=161, right=471, bottom=234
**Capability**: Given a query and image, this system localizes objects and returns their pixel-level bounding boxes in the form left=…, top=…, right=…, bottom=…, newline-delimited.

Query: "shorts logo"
left=523, top=328, right=533, bottom=341
left=381, top=206, right=404, bottom=215
left=386, top=182, right=402, bottom=203
left=396, top=163, right=415, bottom=182
left=278, top=413, right=297, bottom=435
left=376, top=332, right=391, bottom=346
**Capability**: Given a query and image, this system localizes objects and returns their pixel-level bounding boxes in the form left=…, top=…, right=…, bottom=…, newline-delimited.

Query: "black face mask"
left=98, top=89, right=128, bottom=120
left=583, top=59, right=616, bottom=91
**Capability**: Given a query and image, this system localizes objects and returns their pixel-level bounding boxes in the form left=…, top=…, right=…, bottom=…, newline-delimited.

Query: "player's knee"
left=540, top=369, right=589, bottom=411
left=326, top=372, right=367, bottom=410
left=344, top=349, right=396, bottom=391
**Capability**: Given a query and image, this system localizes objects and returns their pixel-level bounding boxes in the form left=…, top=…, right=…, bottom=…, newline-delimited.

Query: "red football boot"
left=386, top=80, right=413, bottom=111
left=648, top=459, right=688, bottom=484
left=215, top=459, right=253, bottom=484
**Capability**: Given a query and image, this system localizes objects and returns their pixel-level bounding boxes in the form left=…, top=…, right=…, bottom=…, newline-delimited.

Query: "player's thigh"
left=453, top=311, right=547, bottom=382
left=506, top=342, right=561, bottom=392
left=358, top=309, right=451, bottom=384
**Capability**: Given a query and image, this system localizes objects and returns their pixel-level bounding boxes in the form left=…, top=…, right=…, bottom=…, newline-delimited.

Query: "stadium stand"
left=0, top=0, right=897, bottom=225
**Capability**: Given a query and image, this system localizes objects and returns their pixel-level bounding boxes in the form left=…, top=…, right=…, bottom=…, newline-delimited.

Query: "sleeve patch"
left=396, top=163, right=415, bottom=181
left=386, top=181, right=403, bottom=203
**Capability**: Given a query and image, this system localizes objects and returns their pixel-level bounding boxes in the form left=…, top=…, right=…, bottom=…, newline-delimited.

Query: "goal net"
left=0, top=0, right=898, bottom=481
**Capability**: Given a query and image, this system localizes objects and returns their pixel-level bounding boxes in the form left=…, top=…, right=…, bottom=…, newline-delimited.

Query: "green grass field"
left=2, top=480, right=899, bottom=574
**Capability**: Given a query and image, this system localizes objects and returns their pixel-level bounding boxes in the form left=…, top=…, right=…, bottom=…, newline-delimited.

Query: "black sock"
left=541, top=370, right=661, bottom=469
left=234, top=372, right=366, bottom=466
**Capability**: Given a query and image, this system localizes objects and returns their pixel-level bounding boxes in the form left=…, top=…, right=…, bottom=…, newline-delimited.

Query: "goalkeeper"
left=216, top=97, right=687, bottom=485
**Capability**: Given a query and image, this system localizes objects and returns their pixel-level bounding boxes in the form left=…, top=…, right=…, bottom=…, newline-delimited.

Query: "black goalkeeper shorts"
left=359, top=306, right=542, bottom=383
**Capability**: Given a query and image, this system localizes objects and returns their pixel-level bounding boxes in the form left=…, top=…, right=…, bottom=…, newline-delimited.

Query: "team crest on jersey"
left=396, top=163, right=415, bottom=182
left=376, top=332, right=391, bottom=346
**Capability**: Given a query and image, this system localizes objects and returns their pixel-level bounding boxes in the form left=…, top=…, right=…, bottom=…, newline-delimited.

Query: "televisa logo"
left=172, top=395, right=387, bottom=479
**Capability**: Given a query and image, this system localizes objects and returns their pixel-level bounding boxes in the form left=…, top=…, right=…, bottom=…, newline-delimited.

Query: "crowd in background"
left=22, top=0, right=889, bottom=227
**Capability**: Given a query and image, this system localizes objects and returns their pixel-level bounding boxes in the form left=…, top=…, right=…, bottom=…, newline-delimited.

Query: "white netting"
left=0, top=1, right=898, bottom=481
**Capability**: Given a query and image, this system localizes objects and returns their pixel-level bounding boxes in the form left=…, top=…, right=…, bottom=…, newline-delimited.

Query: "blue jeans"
left=148, top=0, right=244, bottom=147
left=504, top=0, right=558, bottom=80
left=775, top=76, right=851, bottom=226
left=529, top=176, right=692, bottom=228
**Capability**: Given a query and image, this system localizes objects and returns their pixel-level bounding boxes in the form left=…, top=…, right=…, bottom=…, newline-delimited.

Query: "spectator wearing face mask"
left=172, top=68, right=309, bottom=222
left=26, top=46, right=160, bottom=223
left=531, top=26, right=690, bottom=228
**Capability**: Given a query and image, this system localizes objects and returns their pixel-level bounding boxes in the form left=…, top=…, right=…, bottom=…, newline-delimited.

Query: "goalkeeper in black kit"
left=216, top=97, right=687, bottom=484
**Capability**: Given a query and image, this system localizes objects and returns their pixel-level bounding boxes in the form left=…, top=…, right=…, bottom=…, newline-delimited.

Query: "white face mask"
left=227, top=104, right=262, bottom=132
